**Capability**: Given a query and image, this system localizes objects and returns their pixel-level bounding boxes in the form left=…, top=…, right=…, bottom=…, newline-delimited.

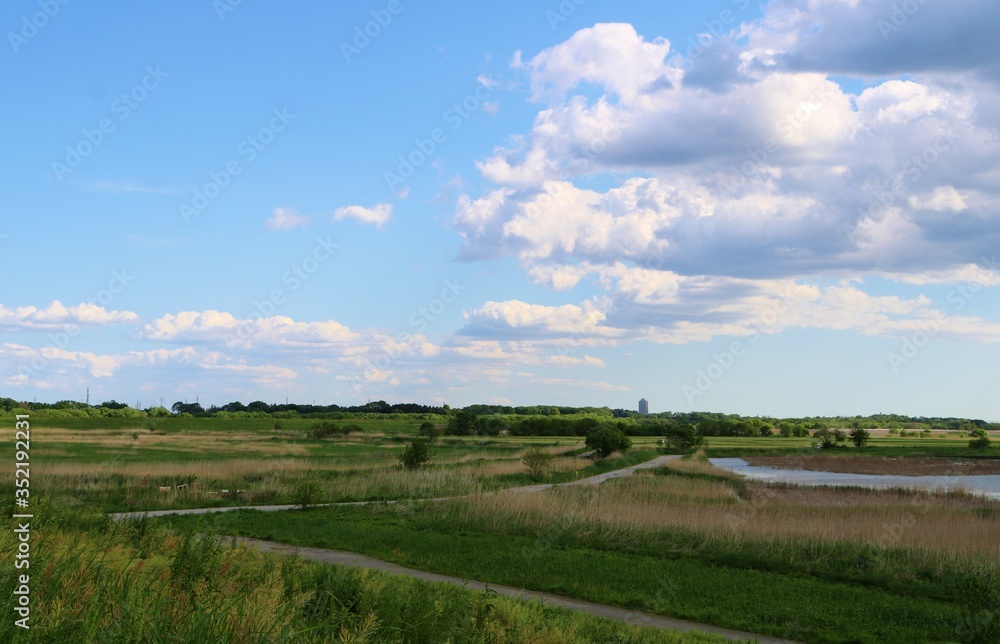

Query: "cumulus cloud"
left=457, top=267, right=1000, bottom=347
left=0, top=301, right=139, bottom=332
left=452, top=6, right=1000, bottom=352
left=266, top=207, right=310, bottom=231
left=333, top=203, right=393, bottom=229
left=749, top=0, right=1000, bottom=82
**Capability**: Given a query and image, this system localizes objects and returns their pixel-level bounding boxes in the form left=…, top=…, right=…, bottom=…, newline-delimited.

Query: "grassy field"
left=159, top=458, right=1000, bottom=643
left=6, top=416, right=999, bottom=641
left=0, top=509, right=724, bottom=643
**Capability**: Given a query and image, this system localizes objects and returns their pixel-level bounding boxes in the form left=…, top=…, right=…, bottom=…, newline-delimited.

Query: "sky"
left=2, top=0, right=1000, bottom=419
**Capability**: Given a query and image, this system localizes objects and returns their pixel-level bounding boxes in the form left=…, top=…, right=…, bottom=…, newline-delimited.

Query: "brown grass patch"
left=459, top=474, right=1000, bottom=560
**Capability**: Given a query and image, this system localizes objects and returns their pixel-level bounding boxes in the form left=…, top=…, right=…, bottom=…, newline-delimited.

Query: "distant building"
left=638, top=398, right=649, bottom=415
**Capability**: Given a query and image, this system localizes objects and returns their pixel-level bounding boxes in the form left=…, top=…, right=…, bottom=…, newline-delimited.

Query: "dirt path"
left=112, top=454, right=681, bottom=521
left=229, top=536, right=796, bottom=644
left=115, top=454, right=799, bottom=642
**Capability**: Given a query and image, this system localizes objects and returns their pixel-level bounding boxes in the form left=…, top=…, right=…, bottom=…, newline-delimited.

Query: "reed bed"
left=15, top=441, right=586, bottom=511
left=456, top=472, right=1000, bottom=562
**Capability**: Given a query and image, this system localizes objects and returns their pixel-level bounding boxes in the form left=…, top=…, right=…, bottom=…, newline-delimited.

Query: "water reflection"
left=709, top=458, right=1000, bottom=500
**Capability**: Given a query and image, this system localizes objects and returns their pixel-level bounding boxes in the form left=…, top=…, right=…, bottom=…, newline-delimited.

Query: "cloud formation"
left=454, top=7, right=1000, bottom=352
left=333, top=203, right=393, bottom=229
left=0, top=301, right=139, bottom=332
left=266, top=207, right=310, bottom=231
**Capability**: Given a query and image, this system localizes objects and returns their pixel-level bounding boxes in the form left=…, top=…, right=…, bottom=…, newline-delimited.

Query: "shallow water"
left=709, top=458, right=1000, bottom=500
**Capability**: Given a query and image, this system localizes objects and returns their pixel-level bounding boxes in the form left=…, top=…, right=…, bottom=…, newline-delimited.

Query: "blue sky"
left=3, top=0, right=1000, bottom=419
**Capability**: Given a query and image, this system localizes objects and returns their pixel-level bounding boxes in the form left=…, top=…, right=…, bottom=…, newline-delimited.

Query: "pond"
left=709, top=458, right=1000, bottom=500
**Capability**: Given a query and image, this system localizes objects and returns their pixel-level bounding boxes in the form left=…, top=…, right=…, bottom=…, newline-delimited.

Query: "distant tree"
left=585, top=426, right=632, bottom=458
left=969, top=429, right=992, bottom=450
left=400, top=439, right=433, bottom=469
left=419, top=421, right=441, bottom=441
left=309, top=422, right=339, bottom=439
left=849, top=428, right=871, bottom=448
left=521, top=447, right=554, bottom=479
left=814, top=428, right=846, bottom=450
left=661, top=424, right=704, bottom=451
left=477, top=417, right=508, bottom=436
left=171, top=401, right=204, bottom=415
left=447, top=410, right=478, bottom=436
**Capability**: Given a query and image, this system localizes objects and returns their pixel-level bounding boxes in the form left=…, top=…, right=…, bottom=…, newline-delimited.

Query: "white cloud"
left=908, top=186, right=968, bottom=212
left=266, top=207, right=310, bottom=231
left=0, top=301, right=139, bottom=332
left=525, top=23, right=674, bottom=104
left=333, top=203, right=393, bottom=229
left=458, top=14, right=1000, bottom=287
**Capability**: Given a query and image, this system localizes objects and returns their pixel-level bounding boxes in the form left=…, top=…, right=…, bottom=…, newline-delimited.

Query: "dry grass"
left=457, top=472, right=1000, bottom=560
left=661, top=457, right=740, bottom=479
left=745, top=455, right=1000, bottom=476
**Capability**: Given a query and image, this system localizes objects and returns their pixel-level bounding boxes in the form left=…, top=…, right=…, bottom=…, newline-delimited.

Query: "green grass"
left=158, top=500, right=994, bottom=644
left=1, top=509, right=724, bottom=643
left=14, top=418, right=999, bottom=641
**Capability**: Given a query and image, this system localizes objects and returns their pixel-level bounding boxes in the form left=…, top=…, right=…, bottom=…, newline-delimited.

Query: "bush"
left=419, top=421, right=441, bottom=441
left=309, top=422, right=349, bottom=439
left=400, top=439, right=432, bottom=469
left=291, top=480, right=323, bottom=509
left=521, top=447, right=554, bottom=479
left=849, top=428, right=871, bottom=448
left=585, top=426, right=632, bottom=458
left=660, top=424, right=704, bottom=452
left=969, top=429, right=992, bottom=450
left=814, top=428, right=847, bottom=449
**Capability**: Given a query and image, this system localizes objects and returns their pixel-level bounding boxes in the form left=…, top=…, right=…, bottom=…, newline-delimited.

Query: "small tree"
left=419, top=421, right=441, bottom=442
left=400, top=439, right=433, bottom=469
left=969, top=429, right=992, bottom=450
left=292, top=480, right=322, bottom=509
left=849, top=428, right=871, bottom=448
left=521, top=447, right=554, bottom=479
left=309, top=422, right=338, bottom=439
left=814, top=428, right=845, bottom=450
left=585, top=426, right=632, bottom=458
left=662, top=424, right=704, bottom=452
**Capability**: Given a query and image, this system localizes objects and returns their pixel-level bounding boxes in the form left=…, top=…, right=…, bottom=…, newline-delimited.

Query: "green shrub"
left=419, top=421, right=442, bottom=441
left=521, top=447, right=554, bottom=479
left=292, top=480, right=323, bottom=509
left=660, top=425, right=704, bottom=452
left=585, top=426, right=632, bottom=458
left=969, top=429, right=991, bottom=450
left=400, top=439, right=433, bottom=469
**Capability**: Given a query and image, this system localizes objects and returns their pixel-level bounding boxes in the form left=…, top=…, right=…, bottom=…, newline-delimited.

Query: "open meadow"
left=2, top=413, right=999, bottom=642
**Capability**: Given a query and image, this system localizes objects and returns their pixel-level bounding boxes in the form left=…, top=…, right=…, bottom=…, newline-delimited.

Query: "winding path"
left=112, top=454, right=680, bottom=521
left=227, top=536, right=796, bottom=644
left=116, top=454, right=799, bottom=642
